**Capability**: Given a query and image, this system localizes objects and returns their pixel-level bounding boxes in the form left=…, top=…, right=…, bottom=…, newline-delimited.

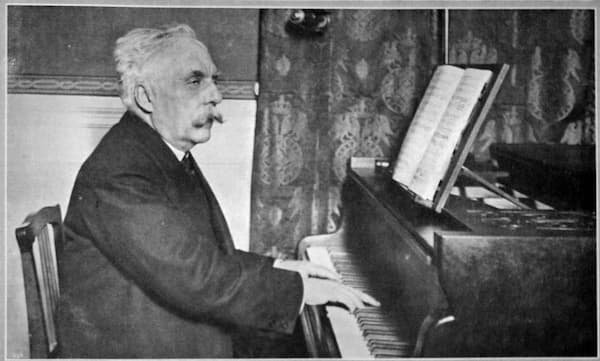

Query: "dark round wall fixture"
left=285, top=9, right=330, bottom=37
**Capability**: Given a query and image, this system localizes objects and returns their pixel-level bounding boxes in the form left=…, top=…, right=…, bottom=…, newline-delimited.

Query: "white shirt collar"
left=163, top=139, right=186, bottom=161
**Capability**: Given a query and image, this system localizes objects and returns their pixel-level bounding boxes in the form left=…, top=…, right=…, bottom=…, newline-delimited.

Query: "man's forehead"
left=151, top=37, right=218, bottom=76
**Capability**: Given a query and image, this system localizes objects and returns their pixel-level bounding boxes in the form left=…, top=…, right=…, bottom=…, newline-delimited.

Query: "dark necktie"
left=182, top=151, right=197, bottom=178
left=180, top=151, right=234, bottom=254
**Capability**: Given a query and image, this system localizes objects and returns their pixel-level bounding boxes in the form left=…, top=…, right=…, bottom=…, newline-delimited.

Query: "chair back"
left=16, top=205, right=63, bottom=358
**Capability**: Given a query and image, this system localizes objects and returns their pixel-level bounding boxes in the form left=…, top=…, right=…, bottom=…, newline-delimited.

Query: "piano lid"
left=490, top=143, right=596, bottom=212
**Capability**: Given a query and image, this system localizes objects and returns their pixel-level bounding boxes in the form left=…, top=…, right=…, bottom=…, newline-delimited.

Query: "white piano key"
left=326, top=306, right=373, bottom=359
left=307, top=245, right=412, bottom=358
left=306, top=246, right=336, bottom=271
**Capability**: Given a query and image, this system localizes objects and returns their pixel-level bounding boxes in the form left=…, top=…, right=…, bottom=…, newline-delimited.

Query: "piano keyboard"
left=306, top=246, right=412, bottom=358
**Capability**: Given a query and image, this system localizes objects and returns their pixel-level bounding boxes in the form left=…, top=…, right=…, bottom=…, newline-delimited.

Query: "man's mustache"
left=208, top=111, right=224, bottom=124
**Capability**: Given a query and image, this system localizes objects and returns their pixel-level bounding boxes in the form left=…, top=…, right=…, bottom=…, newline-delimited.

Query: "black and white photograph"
left=4, top=1, right=598, bottom=358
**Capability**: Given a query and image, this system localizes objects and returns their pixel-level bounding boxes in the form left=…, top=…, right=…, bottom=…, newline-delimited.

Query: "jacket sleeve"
left=66, top=171, right=303, bottom=334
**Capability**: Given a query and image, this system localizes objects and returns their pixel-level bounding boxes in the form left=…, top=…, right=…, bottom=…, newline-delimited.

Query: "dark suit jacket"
left=57, top=112, right=303, bottom=358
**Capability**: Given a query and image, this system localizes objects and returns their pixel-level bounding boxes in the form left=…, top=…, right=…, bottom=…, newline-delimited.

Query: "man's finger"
left=350, top=288, right=380, bottom=307
left=336, top=284, right=365, bottom=312
left=339, top=285, right=380, bottom=309
left=333, top=288, right=357, bottom=312
left=305, top=263, right=342, bottom=281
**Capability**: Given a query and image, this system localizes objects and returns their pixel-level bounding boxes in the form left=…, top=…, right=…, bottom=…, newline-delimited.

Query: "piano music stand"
left=402, top=63, right=511, bottom=213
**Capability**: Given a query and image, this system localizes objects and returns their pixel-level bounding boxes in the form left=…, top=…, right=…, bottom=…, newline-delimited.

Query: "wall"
left=8, top=6, right=258, bottom=81
left=448, top=9, right=595, bottom=159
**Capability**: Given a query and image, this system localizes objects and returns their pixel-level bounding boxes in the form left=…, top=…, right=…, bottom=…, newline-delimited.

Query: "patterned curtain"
left=250, top=9, right=442, bottom=256
left=449, top=10, right=595, bottom=161
left=250, top=9, right=595, bottom=257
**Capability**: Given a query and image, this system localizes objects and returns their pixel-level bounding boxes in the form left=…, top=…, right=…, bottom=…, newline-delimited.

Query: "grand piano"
left=299, top=147, right=596, bottom=358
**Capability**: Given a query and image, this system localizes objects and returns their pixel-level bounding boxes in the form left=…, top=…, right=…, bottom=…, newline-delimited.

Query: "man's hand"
left=273, top=259, right=380, bottom=312
left=303, top=277, right=380, bottom=312
left=273, top=259, right=341, bottom=281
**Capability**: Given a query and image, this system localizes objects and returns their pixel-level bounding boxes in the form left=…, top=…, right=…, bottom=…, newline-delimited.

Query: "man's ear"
left=134, top=84, right=153, bottom=113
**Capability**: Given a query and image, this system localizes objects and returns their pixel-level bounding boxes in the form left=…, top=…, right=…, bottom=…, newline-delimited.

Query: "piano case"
left=300, top=161, right=596, bottom=357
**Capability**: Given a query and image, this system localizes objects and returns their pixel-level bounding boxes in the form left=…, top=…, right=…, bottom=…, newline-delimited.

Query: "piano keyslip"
left=306, top=246, right=413, bottom=358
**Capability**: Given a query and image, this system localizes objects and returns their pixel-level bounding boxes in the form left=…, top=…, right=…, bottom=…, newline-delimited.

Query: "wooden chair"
left=16, top=205, right=63, bottom=358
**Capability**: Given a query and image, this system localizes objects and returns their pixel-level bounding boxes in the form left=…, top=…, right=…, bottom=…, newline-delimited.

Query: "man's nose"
left=207, top=81, right=222, bottom=104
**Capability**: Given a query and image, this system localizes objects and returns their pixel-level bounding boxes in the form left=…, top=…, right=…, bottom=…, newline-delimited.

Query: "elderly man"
left=56, top=24, right=377, bottom=358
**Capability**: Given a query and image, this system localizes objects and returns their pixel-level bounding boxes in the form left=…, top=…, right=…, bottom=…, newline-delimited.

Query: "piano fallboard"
left=300, top=163, right=596, bottom=358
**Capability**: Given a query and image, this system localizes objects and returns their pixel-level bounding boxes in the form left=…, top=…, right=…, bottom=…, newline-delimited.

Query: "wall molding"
left=7, top=75, right=256, bottom=99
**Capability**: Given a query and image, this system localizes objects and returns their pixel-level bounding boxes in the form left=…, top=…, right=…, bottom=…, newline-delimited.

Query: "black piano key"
left=367, top=337, right=409, bottom=346
left=356, top=313, right=390, bottom=321
left=358, top=317, right=392, bottom=324
left=368, top=339, right=409, bottom=348
left=357, top=317, right=397, bottom=326
left=356, top=316, right=398, bottom=326
left=373, top=349, right=409, bottom=358
left=361, top=322, right=400, bottom=331
left=368, top=343, right=410, bottom=355
left=363, top=328, right=402, bottom=338
left=369, top=343, right=410, bottom=354
left=367, top=332, right=405, bottom=341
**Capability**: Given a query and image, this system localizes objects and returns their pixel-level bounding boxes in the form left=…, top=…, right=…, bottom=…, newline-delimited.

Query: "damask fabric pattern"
left=251, top=9, right=595, bottom=258
left=450, top=10, right=595, bottom=161
left=251, top=10, right=441, bottom=256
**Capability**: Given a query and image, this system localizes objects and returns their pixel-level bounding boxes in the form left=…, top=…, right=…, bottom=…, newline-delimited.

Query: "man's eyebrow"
left=188, top=70, right=220, bottom=80
left=189, top=70, right=206, bottom=78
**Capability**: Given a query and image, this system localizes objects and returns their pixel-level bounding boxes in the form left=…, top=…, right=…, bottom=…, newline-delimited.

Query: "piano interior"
left=299, top=149, right=596, bottom=358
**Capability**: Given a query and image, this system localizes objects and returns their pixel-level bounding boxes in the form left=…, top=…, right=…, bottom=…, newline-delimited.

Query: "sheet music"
left=409, top=68, right=492, bottom=201
left=391, top=65, right=464, bottom=186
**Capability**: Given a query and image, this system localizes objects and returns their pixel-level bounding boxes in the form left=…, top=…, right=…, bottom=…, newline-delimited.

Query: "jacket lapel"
left=121, top=112, right=235, bottom=255
left=190, top=162, right=236, bottom=255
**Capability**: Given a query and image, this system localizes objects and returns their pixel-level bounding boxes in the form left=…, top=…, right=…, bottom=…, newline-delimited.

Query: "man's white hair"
left=113, top=24, right=200, bottom=110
